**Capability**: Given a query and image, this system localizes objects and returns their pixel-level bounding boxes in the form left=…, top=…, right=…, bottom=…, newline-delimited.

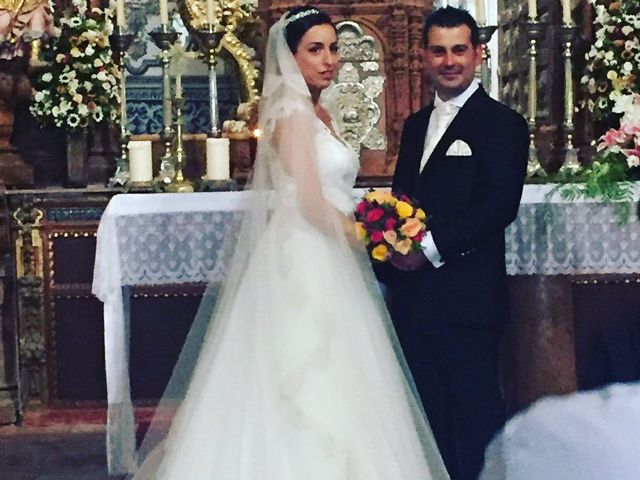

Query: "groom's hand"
left=390, top=251, right=428, bottom=271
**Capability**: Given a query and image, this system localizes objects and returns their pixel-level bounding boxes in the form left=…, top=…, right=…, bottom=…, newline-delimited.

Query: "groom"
left=383, top=6, right=528, bottom=480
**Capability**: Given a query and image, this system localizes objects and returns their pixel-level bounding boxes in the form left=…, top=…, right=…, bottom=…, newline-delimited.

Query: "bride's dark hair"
left=284, top=6, right=335, bottom=53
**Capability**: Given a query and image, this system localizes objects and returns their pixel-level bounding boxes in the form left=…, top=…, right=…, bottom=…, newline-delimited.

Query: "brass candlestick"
left=108, top=26, right=135, bottom=187
left=478, top=25, right=497, bottom=93
left=196, top=26, right=225, bottom=138
left=149, top=26, right=179, bottom=186
left=559, top=24, right=580, bottom=175
left=525, top=19, right=545, bottom=177
left=164, top=97, right=194, bottom=192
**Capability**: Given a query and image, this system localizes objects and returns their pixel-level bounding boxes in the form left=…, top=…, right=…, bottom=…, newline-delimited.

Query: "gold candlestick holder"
left=478, top=25, right=497, bottom=93
left=164, top=97, right=194, bottom=192
left=196, top=26, right=225, bottom=138
left=526, top=19, right=545, bottom=177
left=108, top=26, right=135, bottom=187
left=150, top=26, right=179, bottom=187
left=559, top=24, right=580, bottom=175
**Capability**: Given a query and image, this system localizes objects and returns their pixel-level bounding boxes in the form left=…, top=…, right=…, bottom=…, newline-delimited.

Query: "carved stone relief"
left=326, top=21, right=386, bottom=155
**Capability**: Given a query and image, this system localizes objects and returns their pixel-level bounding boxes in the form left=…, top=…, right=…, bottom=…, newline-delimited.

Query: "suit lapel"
left=405, top=105, right=432, bottom=179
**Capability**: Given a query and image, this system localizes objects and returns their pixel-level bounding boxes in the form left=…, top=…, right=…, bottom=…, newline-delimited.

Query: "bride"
left=127, top=7, right=449, bottom=479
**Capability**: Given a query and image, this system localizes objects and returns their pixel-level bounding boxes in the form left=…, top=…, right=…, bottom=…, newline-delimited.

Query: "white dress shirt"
left=420, top=80, right=479, bottom=268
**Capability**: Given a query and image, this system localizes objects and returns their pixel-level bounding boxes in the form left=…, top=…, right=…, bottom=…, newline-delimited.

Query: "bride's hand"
left=342, top=217, right=364, bottom=250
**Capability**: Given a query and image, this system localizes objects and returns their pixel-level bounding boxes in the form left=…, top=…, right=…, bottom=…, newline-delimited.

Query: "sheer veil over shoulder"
left=116, top=14, right=449, bottom=480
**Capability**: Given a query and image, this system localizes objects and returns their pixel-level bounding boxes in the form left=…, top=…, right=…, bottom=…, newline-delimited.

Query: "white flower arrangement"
left=581, top=0, right=640, bottom=120
left=30, top=0, right=120, bottom=130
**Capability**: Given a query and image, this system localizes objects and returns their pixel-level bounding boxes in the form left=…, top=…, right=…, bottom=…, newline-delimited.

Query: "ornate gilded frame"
left=181, top=0, right=260, bottom=103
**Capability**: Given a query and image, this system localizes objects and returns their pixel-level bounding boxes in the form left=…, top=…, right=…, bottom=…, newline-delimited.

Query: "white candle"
left=207, top=0, right=215, bottom=25
left=159, top=0, right=169, bottom=26
left=528, top=0, right=537, bottom=19
left=116, top=0, right=126, bottom=27
left=206, top=137, right=230, bottom=180
left=128, top=141, right=153, bottom=182
left=175, top=74, right=182, bottom=99
left=561, top=0, right=572, bottom=24
left=475, top=0, right=486, bottom=26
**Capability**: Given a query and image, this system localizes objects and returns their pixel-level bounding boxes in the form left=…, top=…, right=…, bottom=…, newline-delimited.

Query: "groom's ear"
left=473, top=44, right=483, bottom=67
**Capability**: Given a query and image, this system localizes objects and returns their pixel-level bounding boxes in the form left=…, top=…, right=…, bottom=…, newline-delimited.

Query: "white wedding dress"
left=130, top=121, right=448, bottom=480
left=127, top=13, right=448, bottom=480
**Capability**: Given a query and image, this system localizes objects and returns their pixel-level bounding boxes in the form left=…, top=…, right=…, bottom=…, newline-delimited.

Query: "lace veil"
left=109, top=13, right=448, bottom=480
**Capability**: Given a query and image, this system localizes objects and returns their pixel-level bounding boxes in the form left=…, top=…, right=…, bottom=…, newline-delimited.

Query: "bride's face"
left=293, top=24, right=339, bottom=93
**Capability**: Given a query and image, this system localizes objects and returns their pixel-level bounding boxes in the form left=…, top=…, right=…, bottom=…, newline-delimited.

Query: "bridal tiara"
left=285, top=9, right=320, bottom=26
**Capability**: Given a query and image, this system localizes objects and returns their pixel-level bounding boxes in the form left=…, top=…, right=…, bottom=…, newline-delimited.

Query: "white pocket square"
left=446, top=140, right=472, bottom=156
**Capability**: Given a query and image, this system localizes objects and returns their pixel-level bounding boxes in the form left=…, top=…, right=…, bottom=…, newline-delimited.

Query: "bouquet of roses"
left=354, top=189, right=428, bottom=262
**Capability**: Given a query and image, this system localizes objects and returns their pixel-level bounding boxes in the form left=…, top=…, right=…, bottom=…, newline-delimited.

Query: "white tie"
left=420, top=100, right=458, bottom=172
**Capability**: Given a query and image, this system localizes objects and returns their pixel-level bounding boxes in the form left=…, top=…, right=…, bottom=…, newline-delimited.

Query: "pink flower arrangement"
left=594, top=93, right=640, bottom=170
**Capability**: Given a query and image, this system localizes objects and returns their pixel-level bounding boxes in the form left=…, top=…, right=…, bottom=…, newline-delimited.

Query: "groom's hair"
left=285, top=6, right=335, bottom=53
left=423, top=6, right=480, bottom=48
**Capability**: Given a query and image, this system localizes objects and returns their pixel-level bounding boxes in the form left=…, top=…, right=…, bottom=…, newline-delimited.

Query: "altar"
left=92, top=183, right=640, bottom=472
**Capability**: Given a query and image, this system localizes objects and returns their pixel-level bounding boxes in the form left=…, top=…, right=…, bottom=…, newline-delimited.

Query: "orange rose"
left=393, top=238, right=412, bottom=255
left=400, top=217, right=424, bottom=238
left=383, top=230, right=398, bottom=246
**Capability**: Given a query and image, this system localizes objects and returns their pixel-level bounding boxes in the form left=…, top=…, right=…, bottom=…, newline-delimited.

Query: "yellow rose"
left=400, top=217, right=424, bottom=238
left=365, top=190, right=396, bottom=205
left=371, top=244, right=390, bottom=261
left=365, top=190, right=382, bottom=202
left=393, top=238, right=412, bottom=255
left=354, top=222, right=367, bottom=241
left=415, top=208, right=426, bottom=221
left=395, top=201, right=413, bottom=218
left=381, top=191, right=398, bottom=205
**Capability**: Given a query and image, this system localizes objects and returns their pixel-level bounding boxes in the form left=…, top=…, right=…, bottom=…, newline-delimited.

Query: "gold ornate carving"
left=13, top=204, right=43, bottom=279
left=12, top=202, right=46, bottom=406
left=0, top=0, right=53, bottom=62
left=182, top=0, right=259, bottom=102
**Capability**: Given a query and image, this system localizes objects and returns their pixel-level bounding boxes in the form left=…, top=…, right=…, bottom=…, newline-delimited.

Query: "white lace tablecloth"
left=92, top=185, right=640, bottom=473
left=507, top=186, right=640, bottom=275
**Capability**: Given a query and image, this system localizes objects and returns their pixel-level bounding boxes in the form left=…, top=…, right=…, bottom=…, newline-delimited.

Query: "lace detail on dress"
left=268, top=120, right=359, bottom=215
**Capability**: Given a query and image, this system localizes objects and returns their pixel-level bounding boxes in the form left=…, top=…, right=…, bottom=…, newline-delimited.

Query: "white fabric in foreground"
left=481, top=382, right=640, bottom=480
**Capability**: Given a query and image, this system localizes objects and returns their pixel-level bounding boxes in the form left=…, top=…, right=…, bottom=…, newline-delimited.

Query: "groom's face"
left=423, top=25, right=482, bottom=101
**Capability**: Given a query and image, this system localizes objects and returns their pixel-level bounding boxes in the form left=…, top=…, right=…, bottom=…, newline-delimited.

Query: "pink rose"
left=366, top=208, right=384, bottom=223
left=370, top=230, right=384, bottom=243
left=384, top=217, right=397, bottom=230
left=355, top=201, right=367, bottom=215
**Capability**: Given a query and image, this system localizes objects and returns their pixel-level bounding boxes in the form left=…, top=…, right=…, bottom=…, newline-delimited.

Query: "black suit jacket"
left=384, top=88, right=529, bottom=328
